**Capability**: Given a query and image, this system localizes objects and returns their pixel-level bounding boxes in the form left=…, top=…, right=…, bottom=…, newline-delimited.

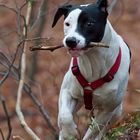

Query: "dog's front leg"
left=58, top=88, right=80, bottom=140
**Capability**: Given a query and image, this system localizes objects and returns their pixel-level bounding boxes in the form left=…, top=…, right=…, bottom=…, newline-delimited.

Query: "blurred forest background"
left=0, top=0, right=140, bottom=140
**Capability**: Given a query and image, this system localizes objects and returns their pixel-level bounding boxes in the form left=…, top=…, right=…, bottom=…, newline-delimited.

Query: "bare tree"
left=0, top=0, right=58, bottom=139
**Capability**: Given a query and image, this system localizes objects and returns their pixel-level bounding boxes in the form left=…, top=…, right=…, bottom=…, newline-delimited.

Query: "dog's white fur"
left=63, top=9, right=86, bottom=49
left=58, top=8, right=130, bottom=140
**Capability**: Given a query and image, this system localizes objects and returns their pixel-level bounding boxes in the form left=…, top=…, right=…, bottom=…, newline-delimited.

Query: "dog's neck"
left=101, top=20, right=119, bottom=47
left=77, top=20, right=121, bottom=82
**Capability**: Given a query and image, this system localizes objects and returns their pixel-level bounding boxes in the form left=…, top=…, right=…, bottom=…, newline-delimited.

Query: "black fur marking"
left=52, top=5, right=77, bottom=27
left=77, top=4, right=108, bottom=43
left=52, top=5, right=72, bottom=27
left=125, top=42, right=132, bottom=73
left=97, top=0, right=108, bottom=12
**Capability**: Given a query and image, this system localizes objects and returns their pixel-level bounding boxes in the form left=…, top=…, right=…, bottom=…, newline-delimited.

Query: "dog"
left=52, top=0, right=131, bottom=139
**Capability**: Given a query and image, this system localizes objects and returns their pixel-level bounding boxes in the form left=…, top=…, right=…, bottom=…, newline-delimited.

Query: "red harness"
left=71, top=47, right=122, bottom=110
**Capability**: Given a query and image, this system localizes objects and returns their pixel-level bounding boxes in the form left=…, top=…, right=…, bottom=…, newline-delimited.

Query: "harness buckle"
left=103, top=73, right=114, bottom=82
left=72, top=65, right=80, bottom=76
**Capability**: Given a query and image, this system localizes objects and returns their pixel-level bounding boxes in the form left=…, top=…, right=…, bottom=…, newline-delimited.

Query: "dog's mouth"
left=68, top=47, right=88, bottom=57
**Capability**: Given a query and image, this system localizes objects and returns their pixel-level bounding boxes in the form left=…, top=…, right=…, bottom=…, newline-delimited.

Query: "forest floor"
left=104, top=112, right=140, bottom=140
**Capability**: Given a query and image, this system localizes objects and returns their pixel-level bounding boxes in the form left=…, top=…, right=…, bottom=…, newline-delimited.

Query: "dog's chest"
left=78, top=49, right=108, bottom=81
left=71, top=52, right=119, bottom=107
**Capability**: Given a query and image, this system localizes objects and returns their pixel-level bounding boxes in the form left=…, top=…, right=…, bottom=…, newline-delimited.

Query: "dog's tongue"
left=68, top=49, right=83, bottom=57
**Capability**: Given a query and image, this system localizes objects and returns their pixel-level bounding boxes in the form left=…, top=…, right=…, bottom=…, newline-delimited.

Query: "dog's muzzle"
left=65, top=37, right=79, bottom=48
left=64, top=37, right=88, bottom=56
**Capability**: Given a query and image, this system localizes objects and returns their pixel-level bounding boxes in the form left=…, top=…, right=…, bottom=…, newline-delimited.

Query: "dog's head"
left=52, top=0, right=108, bottom=56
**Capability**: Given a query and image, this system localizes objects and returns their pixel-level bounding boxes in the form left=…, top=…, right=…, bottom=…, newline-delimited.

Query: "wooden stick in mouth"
left=30, top=42, right=109, bottom=52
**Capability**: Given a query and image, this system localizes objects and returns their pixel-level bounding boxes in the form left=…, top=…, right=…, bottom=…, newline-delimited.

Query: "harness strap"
left=72, top=47, right=122, bottom=110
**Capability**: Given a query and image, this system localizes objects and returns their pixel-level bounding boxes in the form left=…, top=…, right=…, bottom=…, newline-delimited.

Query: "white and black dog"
left=52, top=0, right=131, bottom=139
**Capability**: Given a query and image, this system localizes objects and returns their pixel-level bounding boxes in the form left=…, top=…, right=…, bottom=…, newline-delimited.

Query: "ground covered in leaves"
left=104, top=112, right=140, bottom=140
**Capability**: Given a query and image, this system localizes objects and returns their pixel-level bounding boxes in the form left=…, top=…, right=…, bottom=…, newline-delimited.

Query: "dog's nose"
left=65, top=37, right=77, bottom=48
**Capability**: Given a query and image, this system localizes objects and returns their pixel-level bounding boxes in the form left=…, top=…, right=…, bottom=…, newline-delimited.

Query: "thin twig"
left=16, top=1, right=40, bottom=139
left=0, top=128, right=5, bottom=140
left=30, top=0, right=48, bottom=31
left=0, top=53, right=58, bottom=138
left=30, top=42, right=109, bottom=52
left=0, top=94, right=12, bottom=140
left=0, top=4, right=26, bottom=27
left=29, top=0, right=48, bottom=80
left=0, top=40, right=22, bottom=84
left=0, top=4, right=17, bottom=14
left=20, top=1, right=28, bottom=11
left=19, top=37, right=51, bottom=43
left=0, top=95, right=12, bottom=140
left=15, top=1, right=23, bottom=39
left=23, top=84, right=58, bottom=138
left=24, top=37, right=50, bottom=42
left=0, top=2, right=29, bottom=87
left=0, top=39, right=22, bottom=86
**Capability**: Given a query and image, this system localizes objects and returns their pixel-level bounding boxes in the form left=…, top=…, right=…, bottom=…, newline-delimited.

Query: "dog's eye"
left=65, top=22, right=70, bottom=26
left=87, top=21, right=95, bottom=27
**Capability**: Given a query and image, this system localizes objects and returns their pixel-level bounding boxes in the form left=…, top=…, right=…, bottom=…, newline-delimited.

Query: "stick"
left=30, top=42, right=109, bottom=52
left=30, top=45, right=63, bottom=52
left=89, top=42, right=109, bottom=48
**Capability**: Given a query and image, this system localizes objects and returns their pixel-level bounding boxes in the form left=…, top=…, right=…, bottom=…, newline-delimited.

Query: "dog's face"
left=52, top=0, right=108, bottom=56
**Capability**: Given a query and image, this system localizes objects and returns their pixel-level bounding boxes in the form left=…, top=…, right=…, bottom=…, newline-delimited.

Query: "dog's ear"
left=96, top=0, right=108, bottom=13
left=52, top=5, right=72, bottom=28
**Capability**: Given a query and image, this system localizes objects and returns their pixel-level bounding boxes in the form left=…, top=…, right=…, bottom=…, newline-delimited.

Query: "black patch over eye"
left=77, top=6, right=107, bottom=43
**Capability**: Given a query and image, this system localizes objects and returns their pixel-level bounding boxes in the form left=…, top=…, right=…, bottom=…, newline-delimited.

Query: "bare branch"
left=0, top=94, right=12, bottom=140
left=0, top=128, right=5, bottom=140
left=0, top=4, right=17, bottom=14
left=0, top=41, right=23, bottom=86
left=23, top=84, right=58, bottom=138
left=23, top=37, right=51, bottom=42
left=0, top=52, right=58, bottom=138
left=0, top=39, right=21, bottom=86
left=0, top=1, right=59, bottom=139
left=30, top=42, right=109, bottom=52
left=0, top=4, right=26, bottom=29
left=30, top=0, right=48, bottom=31
left=20, top=1, right=28, bottom=11
left=0, top=3, right=27, bottom=85
left=15, top=1, right=40, bottom=139
left=29, top=0, right=48, bottom=80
